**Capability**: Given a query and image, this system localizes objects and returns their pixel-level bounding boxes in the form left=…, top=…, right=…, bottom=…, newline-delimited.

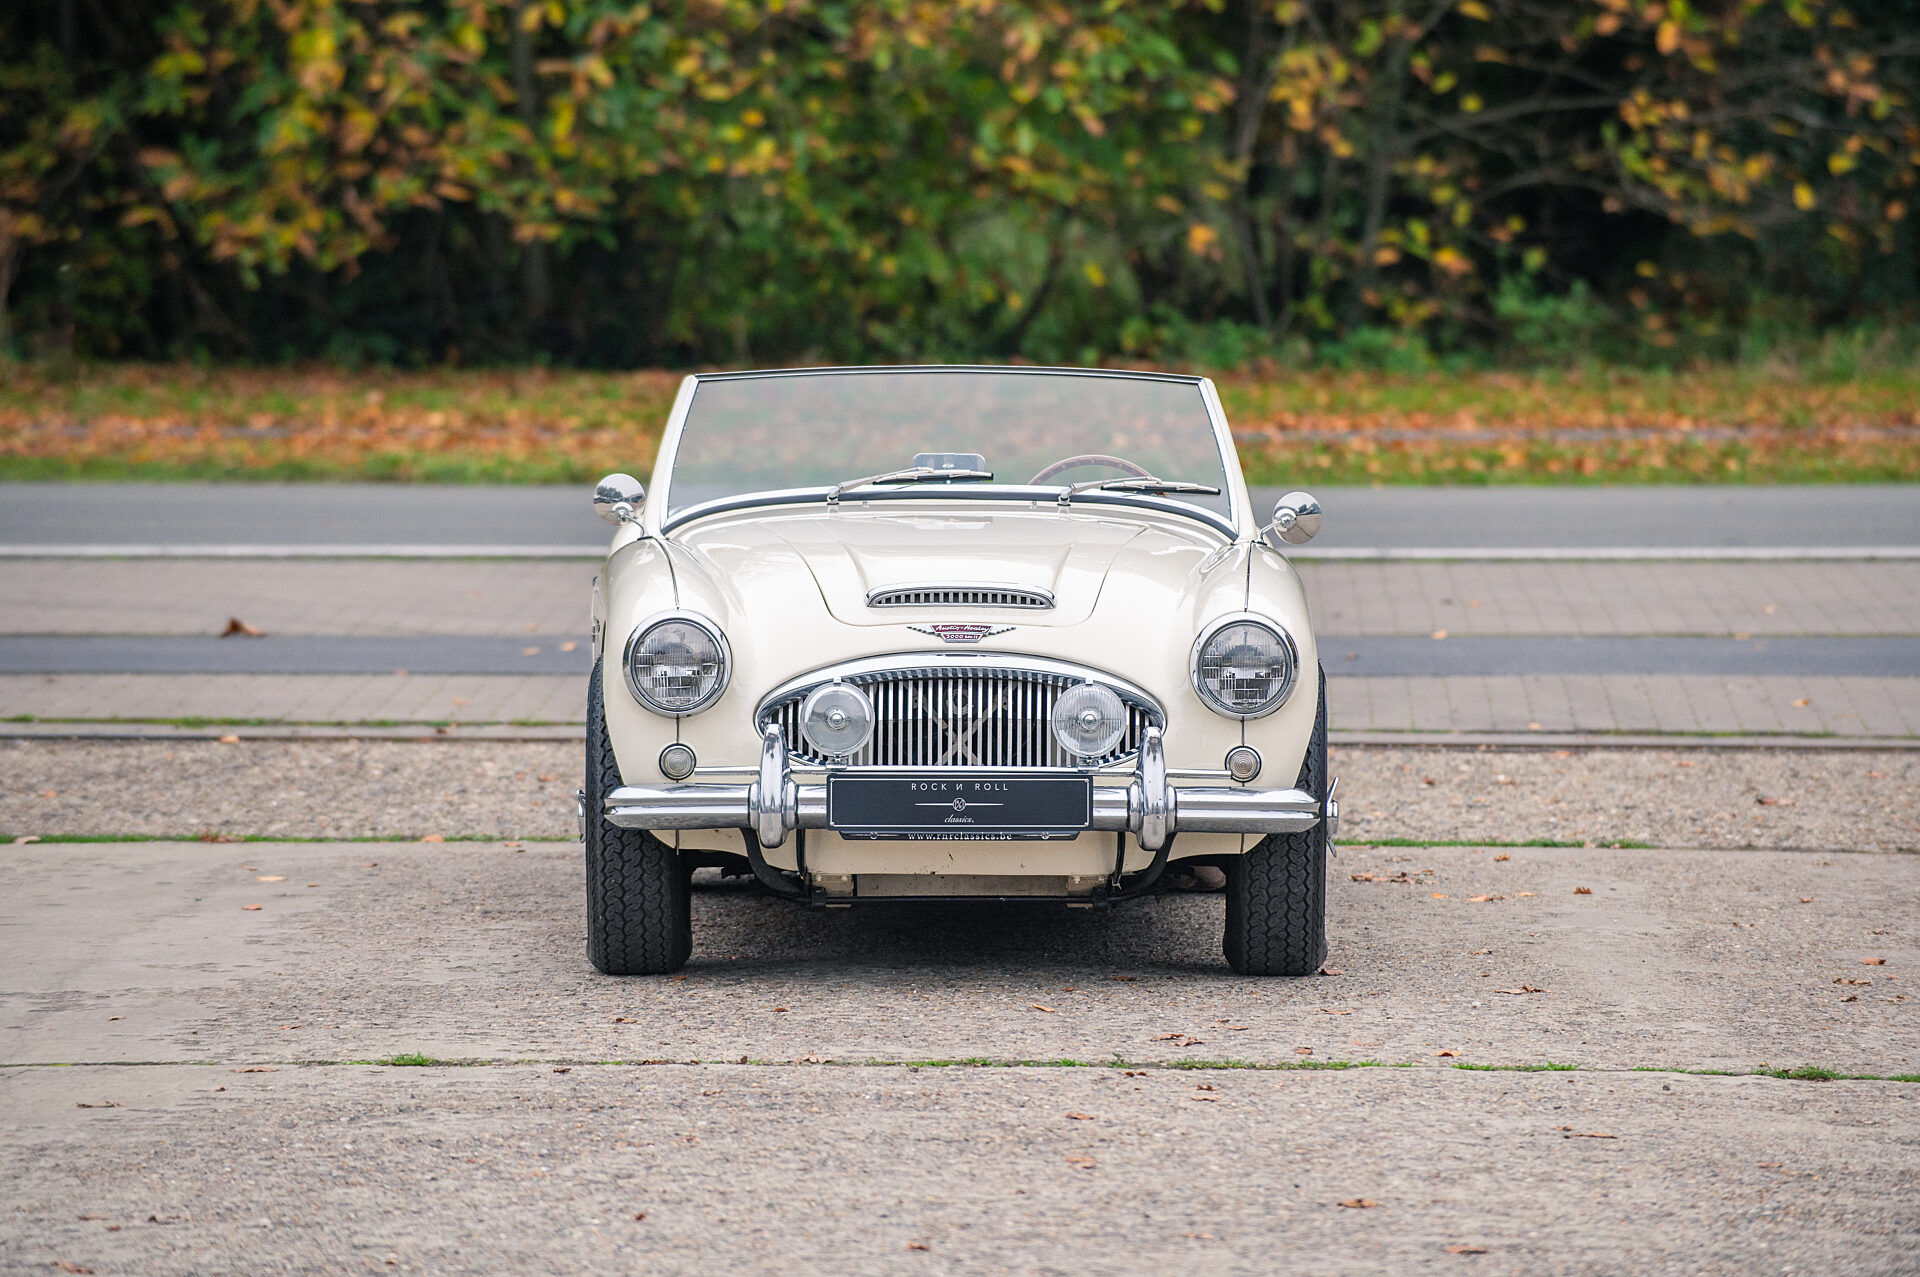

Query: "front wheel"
left=1223, top=666, right=1329, bottom=976
left=584, top=660, right=691, bottom=975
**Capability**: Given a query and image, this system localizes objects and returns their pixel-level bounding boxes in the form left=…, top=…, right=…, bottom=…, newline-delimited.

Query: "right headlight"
left=624, top=612, right=731, bottom=715
left=1190, top=614, right=1297, bottom=718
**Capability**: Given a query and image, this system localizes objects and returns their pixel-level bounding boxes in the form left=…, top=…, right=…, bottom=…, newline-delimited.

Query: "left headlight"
left=624, top=613, right=731, bottom=715
left=1190, top=614, right=1297, bottom=718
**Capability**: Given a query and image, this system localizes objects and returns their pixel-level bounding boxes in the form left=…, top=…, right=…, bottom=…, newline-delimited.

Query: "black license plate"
left=828, top=774, right=1092, bottom=840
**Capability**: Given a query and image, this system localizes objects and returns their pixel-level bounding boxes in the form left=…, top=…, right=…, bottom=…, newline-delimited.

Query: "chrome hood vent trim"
left=866, top=583, right=1055, bottom=610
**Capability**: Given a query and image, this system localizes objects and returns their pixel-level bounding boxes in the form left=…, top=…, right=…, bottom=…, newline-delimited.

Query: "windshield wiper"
left=825, top=465, right=994, bottom=508
left=1058, top=476, right=1222, bottom=506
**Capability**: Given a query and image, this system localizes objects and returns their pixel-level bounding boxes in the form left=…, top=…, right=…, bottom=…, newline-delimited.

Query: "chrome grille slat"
left=766, top=666, right=1156, bottom=769
left=866, top=585, right=1054, bottom=610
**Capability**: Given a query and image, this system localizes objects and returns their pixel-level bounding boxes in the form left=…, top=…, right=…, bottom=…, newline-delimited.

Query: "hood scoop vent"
left=866, top=584, right=1055, bottom=610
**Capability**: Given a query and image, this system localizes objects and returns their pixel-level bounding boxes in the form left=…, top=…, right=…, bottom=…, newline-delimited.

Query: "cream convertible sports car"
left=582, top=366, right=1335, bottom=976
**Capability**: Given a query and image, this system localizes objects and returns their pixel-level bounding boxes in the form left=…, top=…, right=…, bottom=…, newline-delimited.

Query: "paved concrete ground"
left=2, top=839, right=1916, bottom=1274
left=7, top=482, right=1919, bottom=549
left=5, top=739, right=1916, bottom=851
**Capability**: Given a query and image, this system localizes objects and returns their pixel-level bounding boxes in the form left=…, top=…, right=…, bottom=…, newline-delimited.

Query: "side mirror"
left=1263, top=490, right=1322, bottom=548
left=593, top=473, right=646, bottom=526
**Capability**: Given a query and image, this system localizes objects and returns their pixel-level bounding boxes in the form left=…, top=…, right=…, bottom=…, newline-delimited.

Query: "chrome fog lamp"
left=1191, top=615, right=1297, bottom=718
left=800, top=682, right=875, bottom=757
left=624, top=613, right=730, bottom=715
left=1050, top=682, right=1128, bottom=760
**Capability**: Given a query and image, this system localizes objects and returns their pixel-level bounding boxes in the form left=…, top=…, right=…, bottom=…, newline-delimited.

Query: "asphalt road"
left=5, top=482, right=1917, bottom=550
left=1, top=839, right=1915, bottom=1274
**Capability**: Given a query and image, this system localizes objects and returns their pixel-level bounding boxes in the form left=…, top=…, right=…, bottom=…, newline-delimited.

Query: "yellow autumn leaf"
left=1082, top=261, right=1107, bottom=288
left=1186, top=223, right=1219, bottom=256
left=1458, top=0, right=1491, bottom=18
left=1433, top=246, right=1474, bottom=276
left=1656, top=20, right=1680, bottom=55
left=1793, top=182, right=1815, bottom=210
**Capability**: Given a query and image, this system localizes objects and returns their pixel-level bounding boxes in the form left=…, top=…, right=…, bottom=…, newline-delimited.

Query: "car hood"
left=668, top=505, right=1230, bottom=629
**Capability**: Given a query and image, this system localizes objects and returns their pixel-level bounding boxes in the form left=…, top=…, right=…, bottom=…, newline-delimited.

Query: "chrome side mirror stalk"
left=1261, top=490, right=1322, bottom=549
left=593, top=473, right=646, bottom=526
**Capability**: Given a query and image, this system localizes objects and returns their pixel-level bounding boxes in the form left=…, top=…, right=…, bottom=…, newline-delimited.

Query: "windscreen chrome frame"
left=648, top=366, right=1246, bottom=540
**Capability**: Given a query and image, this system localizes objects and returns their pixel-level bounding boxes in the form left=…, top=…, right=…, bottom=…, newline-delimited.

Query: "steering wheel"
left=1027, top=454, right=1155, bottom=485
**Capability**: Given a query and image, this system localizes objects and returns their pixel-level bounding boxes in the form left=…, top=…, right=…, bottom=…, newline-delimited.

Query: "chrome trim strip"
left=865, top=582, right=1056, bottom=610
left=690, top=364, right=1206, bottom=386
left=661, top=486, right=1238, bottom=539
left=622, top=609, right=732, bottom=717
left=1188, top=612, right=1301, bottom=720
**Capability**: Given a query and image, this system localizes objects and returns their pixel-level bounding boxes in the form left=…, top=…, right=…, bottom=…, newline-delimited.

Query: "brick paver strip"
left=5, top=673, right=1912, bottom=739
left=6, top=559, right=1920, bottom=638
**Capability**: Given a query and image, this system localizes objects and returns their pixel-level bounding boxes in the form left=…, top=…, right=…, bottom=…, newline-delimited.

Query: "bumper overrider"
left=601, top=725, right=1337, bottom=852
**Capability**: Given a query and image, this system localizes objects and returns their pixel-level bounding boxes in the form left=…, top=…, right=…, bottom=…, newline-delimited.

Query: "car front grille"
left=765, top=667, right=1157, bottom=769
left=865, top=585, right=1054, bottom=610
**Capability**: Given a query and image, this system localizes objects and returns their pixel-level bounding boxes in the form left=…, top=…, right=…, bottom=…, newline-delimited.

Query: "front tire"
left=584, top=659, right=691, bottom=975
left=1223, top=666, right=1329, bottom=976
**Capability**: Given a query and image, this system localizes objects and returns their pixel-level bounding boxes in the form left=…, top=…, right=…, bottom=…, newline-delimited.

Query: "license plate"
left=828, top=774, right=1092, bottom=840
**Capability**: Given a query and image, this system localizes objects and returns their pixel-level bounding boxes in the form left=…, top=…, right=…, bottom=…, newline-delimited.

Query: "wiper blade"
left=1059, top=475, right=1222, bottom=505
left=825, top=465, right=994, bottom=506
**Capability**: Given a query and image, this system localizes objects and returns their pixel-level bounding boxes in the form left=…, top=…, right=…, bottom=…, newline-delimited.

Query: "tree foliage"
left=3, top=0, right=1915, bottom=365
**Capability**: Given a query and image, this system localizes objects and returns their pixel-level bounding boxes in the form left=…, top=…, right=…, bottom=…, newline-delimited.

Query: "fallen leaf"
left=217, top=735, right=240, bottom=745
left=1527, top=721, right=1542, bottom=730
left=1468, top=894, right=1504, bottom=903
left=1495, top=986, right=1547, bottom=995
left=256, top=875, right=285, bottom=882
left=1791, top=698, right=1811, bottom=707
left=1841, top=995, right=1858, bottom=1002
left=1294, top=1047, right=1313, bottom=1055
left=53, top=1263, right=95, bottom=1274
left=1337, top=1198, right=1381, bottom=1209
left=231, top=1067, right=277, bottom=1073
left=241, top=903, right=262, bottom=911
left=1431, top=629, right=1448, bottom=640
left=1799, top=897, right=1813, bottom=903
left=12, top=834, right=40, bottom=844
left=1430, top=893, right=1448, bottom=899
left=1564, top=1131, right=1616, bottom=1139
left=1436, top=1050, right=1460, bottom=1058
left=1065, top=1156, right=1095, bottom=1169
left=612, top=1016, right=633, bottom=1023
left=1030, top=1003, right=1057, bottom=1013
left=523, top=646, right=541, bottom=656
left=1757, top=796, right=1796, bottom=807
left=1758, top=1162, right=1782, bottom=1168
left=1493, top=854, right=1510, bottom=862
left=537, top=774, right=559, bottom=783
left=1065, top=1112, right=1095, bottom=1121
left=220, top=617, right=265, bottom=637
left=1863, top=957, right=1887, bottom=966
left=560, top=641, right=579, bottom=652
left=1444, top=1244, right=1489, bottom=1254
left=1319, top=1008, right=1351, bottom=1016
left=772, top=1007, right=789, bottom=1013
left=1318, top=967, right=1344, bottom=976
left=1515, top=891, right=1536, bottom=898
left=419, top=833, right=446, bottom=843
left=633, top=1212, right=646, bottom=1221
left=1574, top=887, right=1593, bottom=895
left=553, top=1067, right=572, bottom=1073
left=906, top=1242, right=930, bottom=1251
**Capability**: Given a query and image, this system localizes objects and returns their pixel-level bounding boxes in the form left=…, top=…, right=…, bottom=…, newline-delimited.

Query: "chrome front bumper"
left=602, top=725, right=1332, bottom=852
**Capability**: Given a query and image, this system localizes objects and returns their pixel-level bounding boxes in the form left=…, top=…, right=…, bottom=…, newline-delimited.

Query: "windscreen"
left=663, top=369, right=1231, bottom=522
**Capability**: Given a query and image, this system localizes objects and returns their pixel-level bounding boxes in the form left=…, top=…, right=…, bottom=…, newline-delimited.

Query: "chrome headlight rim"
left=1189, top=612, right=1299, bottom=720
left=622, top=610, right=732, bottom=717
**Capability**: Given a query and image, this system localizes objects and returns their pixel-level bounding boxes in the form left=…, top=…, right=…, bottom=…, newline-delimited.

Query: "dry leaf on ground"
left=1337, top=1198, right=1381, bottom=1209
